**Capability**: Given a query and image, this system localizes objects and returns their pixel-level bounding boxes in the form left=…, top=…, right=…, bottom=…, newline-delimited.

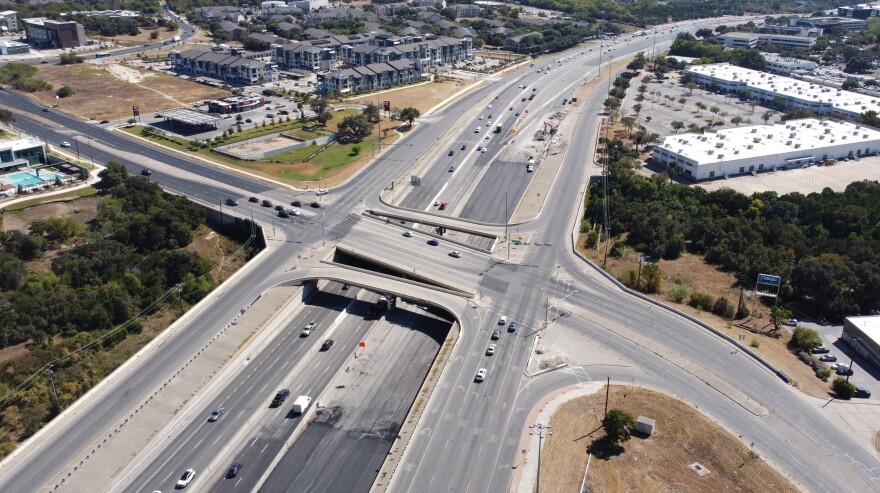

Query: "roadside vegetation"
left=0, top=163, right=261, bottom=457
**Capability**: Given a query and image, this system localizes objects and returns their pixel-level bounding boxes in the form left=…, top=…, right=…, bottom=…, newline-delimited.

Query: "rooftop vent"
left=715, top=142, right=724, bottom=148
left=825, top=128, right=831, bottom=133
left=751, top=128, right=758, bottom=133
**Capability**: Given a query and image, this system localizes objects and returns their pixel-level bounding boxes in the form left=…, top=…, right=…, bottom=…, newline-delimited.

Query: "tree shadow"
left=586, top=435, right=626, bottom=459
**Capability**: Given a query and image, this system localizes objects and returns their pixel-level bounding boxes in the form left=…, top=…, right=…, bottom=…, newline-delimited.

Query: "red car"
left=439, top=202, right=448, bottom=210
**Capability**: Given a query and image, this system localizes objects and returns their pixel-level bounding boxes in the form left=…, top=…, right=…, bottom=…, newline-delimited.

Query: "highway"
left=2, top=13, right=880, bottom=493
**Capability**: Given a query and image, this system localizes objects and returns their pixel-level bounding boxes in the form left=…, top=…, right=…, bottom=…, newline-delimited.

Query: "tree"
left=236, top=114, right=243, bottom=123
left=671, top=120, right=685, bottom=133
left=362, top=103, right=380, bottom=123
left=709, top=105, right=720, bottom=121
left=310, top=99, right=331, bottom=126
left=58, top=53, right=84, bottom=65
left=56, top=85, right=75, bottom=98
left=846, top=55, right=872, bottom=74
left=770, top=305, right=792, bottom=332
left=678, top=97, right=686, bottom=108
left=791, top=326, right=821, bottom=352
left=336, top=114, right=373, bottom=142
left=641, top=263, right=662, bottom=293
left=632, top=103, right=642, bottom=115
left=762, top=110, right=774, bottom=124
left=695, top=101, right=707, bottom=115
left=0, top=108, right=14, bottom=125
left=601, top=408, right=636, bottom=448
left=621, top=116, right=635, bottom=136
left=859, top=110, right=880, bottom=128
left=685, top=81, right=698, bottom=95
left=399, top=107, right=420, bottom=128
left=730, top=115, right=743, bottom=126
left=150, top=30, right=159, bottom=40
left=695, top=28, right=714, bottom=39
left=833, top=377, right=856, bottom=399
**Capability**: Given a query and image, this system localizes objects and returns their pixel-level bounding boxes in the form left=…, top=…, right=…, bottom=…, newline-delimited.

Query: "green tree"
left=791, top=326, right=821, bottom=352
left=730, top=115, right=744, bottom=126
left=770, top=306, right=792, bottom=332
left=762, top=110, right=774, bottom=124
left=641, top=263, right=662, bottom=293
left=833, top=377, right=856, bottom=399
left=671, top=120, right=685, bottom=133
left=56, top=85, right=75, bottom=98
left=58, top=53, right=84, bottom=65
left=399, top=107, right=420, bottom=128
left=621, top=116, right=635, bottom=136
left=336, top=114, right=373, bottom=142
left=859, top=110, right=880, bottom=127
left=362, top=103, right=380, bottom=123
left=95, top=161, right=129, bottom=190
left=685, top=81, right=698, bottom=95
left=601, top=408, right=636, bottom=448
left=149, top=30, right=159, bottom=40
left=0, top=108, right=14, bottom=125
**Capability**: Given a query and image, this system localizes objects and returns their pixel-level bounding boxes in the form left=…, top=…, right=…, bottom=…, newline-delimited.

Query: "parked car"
left=226, top=463, right=243, bottom=479
left=474, top=368, right=487, bottom=382
left=783, top=319, right=798, bottom=327
left=811, top=346, right=830, bottom=354
left=245, top=118, right=252, bottom=123
left=315, top=188, right=329, bottom=196
left=819, top=354, right=837, bottom=362
left=176, top=469, right=195, bottom=489
left=208, top=407, right=225, bottom=422
left=310, top=201, right=321, bottom=208
left=321, top=339, right=334, bottom=351
left=855, top=387, right=872, bottom=398
left=837, top=366, right=854, bottom=376
left=99, top=119, right=110, bottom=124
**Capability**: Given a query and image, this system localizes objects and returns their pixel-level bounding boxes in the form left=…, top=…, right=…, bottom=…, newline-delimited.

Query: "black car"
left=811, top=346, right=830, bottom=354
left=271, top=389, right=290, bottom=407
left=42, top=108, right=50, bottom=112
left=99, top=120, right=110, bottom=124
left=461, top=144, right=466, bottom=150
left=226, top=198, right=238, bottom=206
left=278, top=210, right=290, bottom=218
left=448, top=150, right=454, bottom=156
left=291, top=200, right=303, bottom=207
left=507, top=321, right=518, bottom=333
left=521, top=97, right=526, bottom=101
left=427, top=239, right=439, bottom=246
left=310, top=202, right=321, bottom=208
left=248, top=196, right=259, bottom=203
left=855, top=387, right=872, bottom=398
left=321, top=339, right=335, bottom=351
left=226, top=463, right=243, bottom=478
left=141, top=169, right=152, bottom=176
left=274, top=204, right=285, bottom=211
left=837, top=367, right=854, bottom=376
left=262, top=199, right=273, bottom=207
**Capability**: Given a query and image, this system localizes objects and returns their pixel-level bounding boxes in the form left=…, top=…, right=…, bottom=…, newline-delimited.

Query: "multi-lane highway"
left=3, top=13, right=880, bottom=493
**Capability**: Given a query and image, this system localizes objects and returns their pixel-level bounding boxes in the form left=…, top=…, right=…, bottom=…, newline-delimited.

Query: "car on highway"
left=225, top=198, right=238, bottom=206
left=249, top=196, right=259, bottom=203
left=275, top=204, right=285, bottom=211
left=855, top=387, right=872, bottom=398
left=508, top=321, right=517, bottom=332
left=262, top=199, right=273, bottom=207
left=310, top=201, right=321, bottom=208
left=491, top=329, right=501, bottom=340
left=449, top=165, right=455, bottom=172
left=266, top=113, right=275, bottom=118
left=271, top=389, right=290, bottom=407
left=474, top=368, right=487, bottom=382
left=61, top=141, right=71, bottom=147
left=302, top=322, right=317, bottom=337
left=42, top=108, right=50, bottom=112
left=811, top=346, right=830, bottom=354
left=461, top=144, right=466, bottom=150
left=176, top=468, right=195, bottom=489
left=226, top=462, right=243, bottom=478
left=208, top=407, right=225, bottom=422
left=819, top=354, right=837, bottom=362
left=449, top=251, right=461, bottom=258
left=291, top=200, right=303, bottom=207
left=488, top=114, right=493, bottom=119
left=403, top=230, right=413, bottom=237
left=321, top=339, right=334, bottom=351
left=316, top=188, right=329, bottom=196
left=527, top=164, right=534, bottom=172
left=141, top=169, right=152, bottom=176
left=515, top=112, right=520, bottom=116
left=438, top=202, right=448, bottom=210
left=486, top=344, right=496, bottom=356
left=479, top=115, right=484, bottom=120
left=427, top=239, right=440, bottom=246
left=498, top=315, right=507, bottom=325
left=487, top=104, right=492, bottom=109
left=99, top=119, right=110, bottom=124
left=521, top=97, right=526, bottom=101
left=278, top=209, right=290, bottom=218
left=448, top=150, right=455, bottom=156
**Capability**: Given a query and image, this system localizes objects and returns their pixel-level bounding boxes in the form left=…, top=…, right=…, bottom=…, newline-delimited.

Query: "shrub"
left=832, top=377, right=856, bottom=399
left=712, top=297, right=735, bottom=319
left=791, top=327, right=821, bottom=352
left=735, top=305, right=750, bottom=319
left=688, top=292, right=715, bottom=311
left=668, top=282, right=690, bottom=303
left=750, top=338, right=760, bottom=348
left=797, top=351, right=812, bottom=364
left=641, top=263, right=662, bottom=294
left=56, top=85, right=75, bottom=98
left=816, top=367, right=832, bottom=381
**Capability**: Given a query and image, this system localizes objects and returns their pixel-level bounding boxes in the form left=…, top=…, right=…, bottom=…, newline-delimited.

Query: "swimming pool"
left=3, top=170, right=63, bottom=187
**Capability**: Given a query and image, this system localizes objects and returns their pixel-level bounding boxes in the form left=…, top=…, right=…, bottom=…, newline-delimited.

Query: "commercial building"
left=291, top=0, right=330, bottom=11
left=61, top=10, right=140, bottom=19
left=170, top=48, right=278, bottom=85
left=0, top=40, right=30, bottom=55
left=839, top=3, right=880, bottom=19
left=842, top=316, right=880, bottom=372
left=789, top=16, right=868, bottom=32
left=0, top=137, right=47, bottom=170
left=318, top=59, right=423, bottom=94
left=452, top=4, right=482, bottom=17
left=652, top=119, right=880, bottom=181
left=762, top=53, right=817, bottom=75
left=23, top=17, right=87, bottom=49
left=0, top=10, right=18, bottom=32
left=207, top=94, right=265, bottom=113
left=685, top=63, right=880, bottom=119
left=717, top=32, right=816, bottom=50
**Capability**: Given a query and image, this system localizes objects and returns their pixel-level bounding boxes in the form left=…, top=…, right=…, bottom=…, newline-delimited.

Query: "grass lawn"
left=540, top=386, right=799, bottom=493
left=3, top=187, right=99, bottom=211
left=121, top=109, right=394, bottom=186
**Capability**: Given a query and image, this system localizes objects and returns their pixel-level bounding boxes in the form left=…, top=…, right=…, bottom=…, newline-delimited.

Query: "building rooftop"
left=155, top=108, right=222, bottom=126
left=686, top=63, right=880, bottom=116
left=0, top=136, right=44, bottom=151
left=847, top=315, right=880, bottom=344
left=656, top=119, right=880, bottom=165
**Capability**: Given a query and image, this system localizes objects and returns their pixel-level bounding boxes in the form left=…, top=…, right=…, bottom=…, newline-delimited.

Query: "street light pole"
left=321, top=212, right=325, bottom=245
left=47, top=365, right=61, bottom=410
left=505, top=188, right=510, bottom=259
left=530, top=423, right=552, bottom=493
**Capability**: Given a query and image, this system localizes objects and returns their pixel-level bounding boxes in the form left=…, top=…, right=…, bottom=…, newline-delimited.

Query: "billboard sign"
left=383, top=100, right=391, bottom=111
left=758, top=274, right=781, bottom=287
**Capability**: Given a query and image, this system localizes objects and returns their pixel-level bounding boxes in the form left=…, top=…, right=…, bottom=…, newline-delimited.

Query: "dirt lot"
left=32, top=63, right=230, bottom=121
left=96, top=27, right=176, bottom=47
left=2, top=196, right=101, bottom=233
left=577, top=239, right=831, bottom=397
left=540, top=386, right=800, bottom=493
left=347, top=78, right=477, bottom=114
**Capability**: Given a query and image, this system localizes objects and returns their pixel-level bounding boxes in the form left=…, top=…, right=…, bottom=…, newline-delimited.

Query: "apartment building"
left=318, top=60, right=423, bottom=94
left=170, top=48, right=278, bottom=85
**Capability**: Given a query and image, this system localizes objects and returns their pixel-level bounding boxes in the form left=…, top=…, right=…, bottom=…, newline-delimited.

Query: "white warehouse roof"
left=652, top=119, right=880, bottom=180
left=685, top=63, right=880, bottom=118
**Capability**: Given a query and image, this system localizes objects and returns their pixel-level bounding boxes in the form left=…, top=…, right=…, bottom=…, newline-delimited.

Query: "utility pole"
left=321, top=212, right=326, bottom=245
left=636, top=254, right=643, bottom=291
left=530, top=423, right=552, bottom=493
left=47, top=365, right=61, bottom=410
left=604, top=376, right=610, bottom=416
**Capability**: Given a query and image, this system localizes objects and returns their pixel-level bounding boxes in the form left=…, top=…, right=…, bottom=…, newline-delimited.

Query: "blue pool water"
left=4, top=170, right=62, bottom=187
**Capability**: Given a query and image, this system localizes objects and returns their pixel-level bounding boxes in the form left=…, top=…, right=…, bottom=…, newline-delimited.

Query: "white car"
left=176, top=469, right=195, bottom=488
left=60, top=141, right=71, bottom=148
left=403, top=231, right=413, bottom=237
left=301, top=322, right=316, bottom=337
left=288, top=209, right=300, bottom=216
left=475, top=368, right=487, bottom=382
left=449, top=251, right=461, bottom=258
left=527, top=165, right=534, bottom=172
left=486, top=344, right=496, bottom=356
left=479, top=115, right=484, bottom=120
left=315, top=188, right=329, bottom=196
left=487, top=104, right=492, bottom=109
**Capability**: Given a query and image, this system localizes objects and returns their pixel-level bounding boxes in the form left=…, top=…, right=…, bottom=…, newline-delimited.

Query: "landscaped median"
left=119, top=108, right=400, bottom=186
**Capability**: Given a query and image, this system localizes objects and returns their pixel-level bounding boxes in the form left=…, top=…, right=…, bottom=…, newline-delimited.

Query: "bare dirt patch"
left=576, top=238, right=830, bottom=397
left=347, top=79, right=476, bottom=114
left=541, top=386, right=800, bottom=493
left=32, top=63, right=230, bottom=121
left=2, top=197, right=100, bottom=233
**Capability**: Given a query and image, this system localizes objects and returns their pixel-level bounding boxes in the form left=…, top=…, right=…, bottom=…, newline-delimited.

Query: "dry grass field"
left=347, top=78, right=477, bottom=114
left=32, top=63, right=230, bottom=121
left=540, top=386, right=800, bottom=493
